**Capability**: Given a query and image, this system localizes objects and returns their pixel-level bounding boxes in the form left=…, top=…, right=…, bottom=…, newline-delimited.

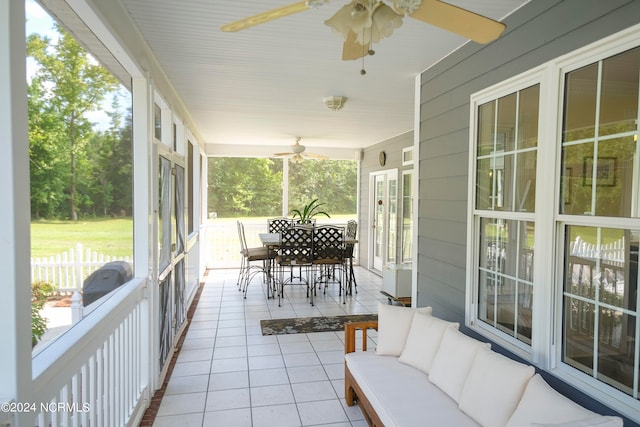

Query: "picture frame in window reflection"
left=563, top=167, right=573, bottom=205
left=583, top=156, right=616, bottom=187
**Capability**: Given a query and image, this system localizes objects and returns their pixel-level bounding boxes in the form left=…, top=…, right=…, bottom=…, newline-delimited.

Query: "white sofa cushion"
left=531, top=416, right=623, bottom=427
left=428, top=328, right=491, bottom=403
left=459, top=348, right=535, bottom=427
left=346, top=352, right=480, bottom=427
left=506, top=374, right=622, bottom=427
left=375, top=303, right=432, bottom=356
left=399, top=312, right=459, bottom=374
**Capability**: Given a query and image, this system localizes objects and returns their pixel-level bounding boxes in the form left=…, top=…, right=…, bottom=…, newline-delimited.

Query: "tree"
left=28, top=74, right=68, bottom=218
left=27, top=26, right=120, bottom=220
left=208, top=158, right=283, bottom=217
left=288, top=160, right=357, bottom=215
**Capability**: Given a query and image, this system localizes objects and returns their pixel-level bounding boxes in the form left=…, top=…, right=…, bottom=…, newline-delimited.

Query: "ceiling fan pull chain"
left=360, top=27, right=367, bottom=75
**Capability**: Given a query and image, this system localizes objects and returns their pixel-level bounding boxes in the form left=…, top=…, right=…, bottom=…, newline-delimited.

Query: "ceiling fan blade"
left=341, top=31, right=369, bottom=61
left=409, top=0, right=506, bottom=44
left=273, top=152, right=293, bottom=157
left=221, top=1, right=310, bottom=32
left=304, top=153, right=329, bottom=160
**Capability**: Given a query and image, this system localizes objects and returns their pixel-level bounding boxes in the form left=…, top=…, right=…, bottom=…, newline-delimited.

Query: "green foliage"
left=288, top=160, right=357, bottom=215
left=207, top=157, right=357, bottom=218
left=31, top=281, right=56, bottom=347
left=208, top=158, right=283, bottom=217
left=290, top=198, right=330, bottom=223
left=27, top=24, right=131, bottom=220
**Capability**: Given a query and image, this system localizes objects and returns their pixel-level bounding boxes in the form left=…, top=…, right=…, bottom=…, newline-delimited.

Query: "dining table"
left=258, top=231, right=358, bottom=302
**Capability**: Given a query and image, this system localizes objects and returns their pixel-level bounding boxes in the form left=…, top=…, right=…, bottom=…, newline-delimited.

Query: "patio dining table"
left=258, top=231, right=358, bottom=302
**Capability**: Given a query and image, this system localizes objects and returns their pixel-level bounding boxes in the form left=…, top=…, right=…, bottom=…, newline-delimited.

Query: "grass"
left=30, top=218, right=134, bottom=259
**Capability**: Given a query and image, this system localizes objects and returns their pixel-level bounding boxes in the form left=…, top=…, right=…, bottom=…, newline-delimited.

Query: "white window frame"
left=466, top=23, right=640, bottom=423
left=402, top=146, right=414, bottom=166
left=466, top=65, right=548, bottom=362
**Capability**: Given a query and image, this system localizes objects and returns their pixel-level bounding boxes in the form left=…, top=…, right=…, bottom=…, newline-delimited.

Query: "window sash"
left=467, top=24, right=640, bottom=422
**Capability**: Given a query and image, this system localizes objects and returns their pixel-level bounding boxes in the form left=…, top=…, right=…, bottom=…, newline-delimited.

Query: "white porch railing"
left=31, top=278, right=148, bottom=427
left=31, top=243, right=132, bottom=291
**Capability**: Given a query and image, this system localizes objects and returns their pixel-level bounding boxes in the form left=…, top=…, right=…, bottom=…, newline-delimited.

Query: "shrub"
left=32, top=281, right=56, bottom=347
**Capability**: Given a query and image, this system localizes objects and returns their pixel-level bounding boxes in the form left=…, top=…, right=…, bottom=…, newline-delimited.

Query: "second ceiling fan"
left=273, top=137, right=329, bottom=163
left=221, top=0, right=507, bottom=60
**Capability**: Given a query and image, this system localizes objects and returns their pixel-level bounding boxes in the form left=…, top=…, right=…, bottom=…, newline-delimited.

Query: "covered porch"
left=4, top=0, right=640, bottom=426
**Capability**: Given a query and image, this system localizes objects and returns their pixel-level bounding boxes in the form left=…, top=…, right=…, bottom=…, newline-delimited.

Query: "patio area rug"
left=260, top=313, right=378, bottom=335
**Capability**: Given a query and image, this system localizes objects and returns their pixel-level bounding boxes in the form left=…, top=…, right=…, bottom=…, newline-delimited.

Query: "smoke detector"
left=323, top=96, right=347, bottom=111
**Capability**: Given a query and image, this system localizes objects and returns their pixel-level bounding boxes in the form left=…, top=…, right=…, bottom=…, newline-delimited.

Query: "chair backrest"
left=268, top=217, right=293, bottom=233
left=313, top=225, right=345, bottom=264
left=293, top=218, right=316, bottom=226
left=237, top=221, right=248, bottom=253
left=346, top=220, right=357, bottom=240
left=345, top=220, right=357, bottom=258
left=278, top=225, right=314, bottom=264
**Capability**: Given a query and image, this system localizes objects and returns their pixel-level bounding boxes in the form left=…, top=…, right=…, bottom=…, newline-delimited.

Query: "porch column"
left=0, top=2, right=34, bottom=426
left=282, top=158, right=289, bottom=217
left=132, top=76, right=157, bottom=392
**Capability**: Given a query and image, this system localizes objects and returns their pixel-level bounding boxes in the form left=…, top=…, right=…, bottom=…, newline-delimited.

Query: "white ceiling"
left=112, top=0, right=528, bottom=154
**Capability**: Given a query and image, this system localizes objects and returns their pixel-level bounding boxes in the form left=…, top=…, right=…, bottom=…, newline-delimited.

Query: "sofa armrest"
left=345, top=320, right=378, bottom=354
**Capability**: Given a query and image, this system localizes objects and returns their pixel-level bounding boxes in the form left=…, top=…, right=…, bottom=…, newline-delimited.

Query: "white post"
left=0, top=2, right=34, bottom=425
left=71, top=291, right=83, bottom=324
left=75, top=242, right=84, bottom=290
left=282, top=158, right=289, bottom=217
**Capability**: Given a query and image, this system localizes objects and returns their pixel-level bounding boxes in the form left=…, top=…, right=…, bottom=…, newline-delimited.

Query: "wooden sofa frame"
left=344, top=320, right=382, bottom=427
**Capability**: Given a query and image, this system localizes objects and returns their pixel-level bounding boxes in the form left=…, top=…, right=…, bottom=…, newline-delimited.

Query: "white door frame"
left=368, top=169, right=398, bottom=272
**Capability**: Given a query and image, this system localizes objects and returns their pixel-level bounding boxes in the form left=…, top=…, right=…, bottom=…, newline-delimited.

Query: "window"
left=468, top=28, right=640, bottom=421
left=559, top=47, right=640, bottom=401
left=471, top=84, right=540, bottom=348
left=154, top=102, right=162, bottom=141
left=401, top=171, right=413, bottom=264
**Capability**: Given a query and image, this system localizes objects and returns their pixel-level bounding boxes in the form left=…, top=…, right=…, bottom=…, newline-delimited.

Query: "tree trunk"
left=70, top=115, right=77, bottom=221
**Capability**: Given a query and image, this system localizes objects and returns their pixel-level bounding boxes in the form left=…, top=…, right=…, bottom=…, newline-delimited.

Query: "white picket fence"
left=31, top=243, right=132, bottom=292
left=569, top=235, right=625, bottom=265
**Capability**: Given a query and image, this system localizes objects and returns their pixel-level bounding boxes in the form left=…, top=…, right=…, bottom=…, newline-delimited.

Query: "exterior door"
left=158, top=150, right=187, bottom=373
left=370, top=169, right=398, bottom=271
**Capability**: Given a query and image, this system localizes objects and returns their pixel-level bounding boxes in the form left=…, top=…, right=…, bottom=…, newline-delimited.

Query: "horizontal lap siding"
left=416, top=0, right=640, bottom=322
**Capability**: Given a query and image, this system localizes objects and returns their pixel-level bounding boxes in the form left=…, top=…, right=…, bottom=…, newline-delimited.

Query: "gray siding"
left=417, top=0, right=640, bottom=318
left=358, top=131, right=413, bottom=270
left=417, top=0, right=640, bottom=423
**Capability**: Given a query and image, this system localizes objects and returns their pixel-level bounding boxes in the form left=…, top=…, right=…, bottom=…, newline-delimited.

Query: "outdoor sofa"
left=344, top=303, right=623, bottom=427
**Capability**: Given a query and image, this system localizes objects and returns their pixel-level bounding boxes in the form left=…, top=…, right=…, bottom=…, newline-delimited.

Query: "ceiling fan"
left=273, top=137, right=329, bottom=162
left=221, top=0, right=506, bottom=60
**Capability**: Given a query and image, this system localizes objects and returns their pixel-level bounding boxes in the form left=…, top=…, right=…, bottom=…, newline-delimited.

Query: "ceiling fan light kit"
left=323, top=96, right=347, bottom=111
left=272, top=137, right=329, bottom=162
left=221, top=0, right=507, bottom=70
left=325, top=1, right=403, bottom=47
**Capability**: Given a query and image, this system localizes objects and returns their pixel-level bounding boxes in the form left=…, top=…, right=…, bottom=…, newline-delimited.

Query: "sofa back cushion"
left=375, top=303, right=432, bottom=356
left=505, top=374, right=623, bottom=427
left=459, top=348, right=535, bottom=427
left=428, top=328, right=490, bottom=403
left=398, top=312, right=459, bottom=374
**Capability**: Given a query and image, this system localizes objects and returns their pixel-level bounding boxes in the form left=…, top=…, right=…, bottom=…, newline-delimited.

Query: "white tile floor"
left=152, top=267, right=385, bottom=427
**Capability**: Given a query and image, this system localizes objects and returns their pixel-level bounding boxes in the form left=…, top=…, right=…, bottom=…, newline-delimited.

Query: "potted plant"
left=291, top=199, right=330, bottom=224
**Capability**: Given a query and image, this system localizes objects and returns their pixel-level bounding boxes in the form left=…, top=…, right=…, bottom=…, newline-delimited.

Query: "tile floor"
left=152, top=267, right=385, bottom=427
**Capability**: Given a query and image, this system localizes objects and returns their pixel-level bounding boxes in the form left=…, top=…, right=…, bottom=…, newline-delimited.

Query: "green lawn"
left=30, top=218, right=134, bottom=259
